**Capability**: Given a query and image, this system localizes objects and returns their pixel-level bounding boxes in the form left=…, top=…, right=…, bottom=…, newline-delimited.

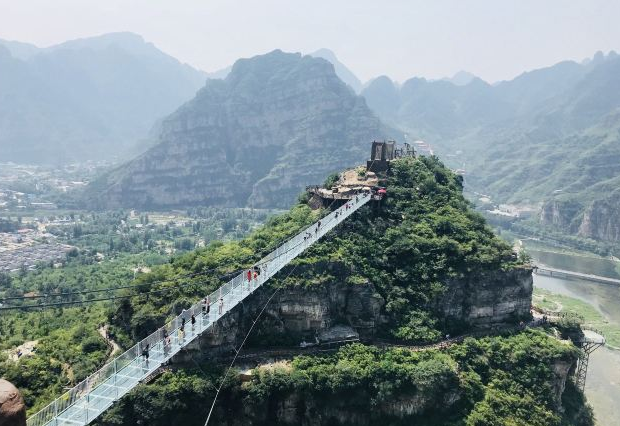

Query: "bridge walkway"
left=27, top=193, right=371, bottom=426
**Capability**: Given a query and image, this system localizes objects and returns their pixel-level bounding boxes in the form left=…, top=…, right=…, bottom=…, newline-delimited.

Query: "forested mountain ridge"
left=85, top=50, right=394, bottom=210
left=92, top=156, right=591, bottom=426
left=361, top=51, right=620, bottom=247
left=0, top=32, right=206, bottom=164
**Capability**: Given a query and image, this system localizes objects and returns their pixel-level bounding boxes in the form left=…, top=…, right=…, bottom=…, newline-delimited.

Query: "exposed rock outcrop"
left=175, top=262, right=532, bottom=360
left=0, top=379, right=26, bottom=426
left=539, top=192, right=620, bottom=243
left=577, top=194, right=620, bottom=241
left=438, top=266, right=533, bottom=327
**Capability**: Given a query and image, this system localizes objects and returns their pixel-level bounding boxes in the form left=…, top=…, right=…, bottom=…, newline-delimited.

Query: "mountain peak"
left=445, top=70, right=478, bottom=86
left=88, top=49, right=391, bottom=209
left=309, top=48, right=363, bottom=93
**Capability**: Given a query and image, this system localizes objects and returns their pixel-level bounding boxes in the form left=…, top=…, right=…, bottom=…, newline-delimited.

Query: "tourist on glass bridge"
left=247, top=269, right=252, bottom=290
left=203, top=296, right=210, bottom=316
left=218, top=297, right=224, bottom=315
left=191, top=314, right=196, bottom=331
left=141, top=343, right=150, bottom=368
left=163, top=330, right=170, bottom=356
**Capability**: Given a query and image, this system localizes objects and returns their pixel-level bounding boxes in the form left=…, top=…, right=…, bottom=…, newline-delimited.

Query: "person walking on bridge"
left=141, top=343, right=150, bottom=368
left=191, top=314, right=196, bottom=331
left=218, top=297, right=224, bottom=315
left=247, top=269, right=252, bottom=290
left=163, top=330, right=170, bottom=356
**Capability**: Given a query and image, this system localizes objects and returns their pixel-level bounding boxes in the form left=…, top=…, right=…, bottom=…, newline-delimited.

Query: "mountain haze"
left=361, top=51, right=620, bottom=246
left=0, top=32, right=207, bottom=164
left=87, top=50, right=392, bottom=209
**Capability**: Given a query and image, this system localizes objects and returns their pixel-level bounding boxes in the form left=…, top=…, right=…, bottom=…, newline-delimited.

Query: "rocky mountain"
left=361, top=51, right=620, bottom=247
left=0, top=32, right=206, bottom=164
left=200, top=48, right=363, bottom=93
left=87, top=50, right=393, bottom=210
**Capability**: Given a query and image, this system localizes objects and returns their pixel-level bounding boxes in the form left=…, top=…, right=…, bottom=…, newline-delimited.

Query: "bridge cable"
left=203, top=262, right=299, bottom=426
left=203, top=196, right=345, bottom=425
left=1, top=202, right=342, bottom=304
left=0, top=218, right=339, bottom=311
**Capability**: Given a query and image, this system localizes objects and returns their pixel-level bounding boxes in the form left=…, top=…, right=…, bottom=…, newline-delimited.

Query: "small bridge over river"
left=26, top=194, right=371, bottom=426
left=533, top=265, right=620, bottom=286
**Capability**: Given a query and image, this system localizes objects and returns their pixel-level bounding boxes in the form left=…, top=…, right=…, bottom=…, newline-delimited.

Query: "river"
left=527, top=247, right=620, bottom=425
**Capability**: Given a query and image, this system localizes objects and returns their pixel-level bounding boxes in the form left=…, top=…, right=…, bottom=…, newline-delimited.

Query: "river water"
left=527, top=248, right=620, bottom=425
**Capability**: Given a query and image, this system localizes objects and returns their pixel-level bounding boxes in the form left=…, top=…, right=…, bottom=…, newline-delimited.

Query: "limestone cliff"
left=87, top=50, right=393, bottom=209
left=176, top=262, right=532, bottom=357
left=539, top=192, right=620, bottom=243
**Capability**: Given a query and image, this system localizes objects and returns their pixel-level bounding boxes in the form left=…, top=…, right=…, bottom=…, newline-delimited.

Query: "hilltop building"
left=307, top=141, right=415, bottom=208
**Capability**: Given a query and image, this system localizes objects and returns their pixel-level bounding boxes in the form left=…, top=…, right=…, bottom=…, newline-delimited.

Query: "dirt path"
left=98, top=325, right=121, bottom=361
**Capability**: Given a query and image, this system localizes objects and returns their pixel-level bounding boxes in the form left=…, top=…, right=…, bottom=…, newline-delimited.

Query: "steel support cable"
left=203, top=263, right=299, bottom=426
left=203, top=196, right=358, bottom=425
left=2, top=202, right=341, bottom=304
left=0, top=211, right=339, bottom=311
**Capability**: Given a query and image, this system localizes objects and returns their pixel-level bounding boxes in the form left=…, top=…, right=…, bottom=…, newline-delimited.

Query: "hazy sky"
left=1, top=0, right=619, bottom=83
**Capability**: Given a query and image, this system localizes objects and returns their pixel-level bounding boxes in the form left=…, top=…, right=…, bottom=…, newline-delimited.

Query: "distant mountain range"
left=361, top=51, right=620, bottom=245
left=85, top=50, right=392, bottom=209
left=0, top=32, right=207, bottom=164
left=4, top=31, right=620, bottom=247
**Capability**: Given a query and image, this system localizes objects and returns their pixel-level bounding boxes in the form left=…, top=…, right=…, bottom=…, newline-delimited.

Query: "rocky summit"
left=87, top=50, right=392, bottom=210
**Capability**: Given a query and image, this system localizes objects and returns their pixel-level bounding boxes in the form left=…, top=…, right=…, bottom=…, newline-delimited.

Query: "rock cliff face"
left=88, top=50, right=392, bottom=209
left=577, top=194, right=620, bottom=241
left=176, top=262, right=532, bottom=358
left=438, top=266, right=533, bottom=327
left=222, top=385, right=461, bottom=426
left=539, top=193, right=620, bottom=243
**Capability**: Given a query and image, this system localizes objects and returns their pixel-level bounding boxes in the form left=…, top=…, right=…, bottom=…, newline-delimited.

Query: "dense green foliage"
left=0, top=209, right=273, bottom=412
left=289, top=156, right=516, bottom=341
left=0, top=305, right=108, bottom=413
left=94, top=331, right=590, bottom=426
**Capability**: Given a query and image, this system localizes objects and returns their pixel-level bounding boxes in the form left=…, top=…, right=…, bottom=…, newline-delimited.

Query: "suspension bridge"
left=26, top=193, right=371, bottom=426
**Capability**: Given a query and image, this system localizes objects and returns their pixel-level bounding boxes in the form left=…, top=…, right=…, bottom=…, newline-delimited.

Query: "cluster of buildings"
left=0, top=229, right=74, bottom=273
left=0, top=161, right=111, bottom=211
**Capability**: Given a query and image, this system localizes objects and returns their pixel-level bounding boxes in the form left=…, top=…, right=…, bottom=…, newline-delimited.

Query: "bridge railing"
left=27, top=193, right=371, bottom=426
